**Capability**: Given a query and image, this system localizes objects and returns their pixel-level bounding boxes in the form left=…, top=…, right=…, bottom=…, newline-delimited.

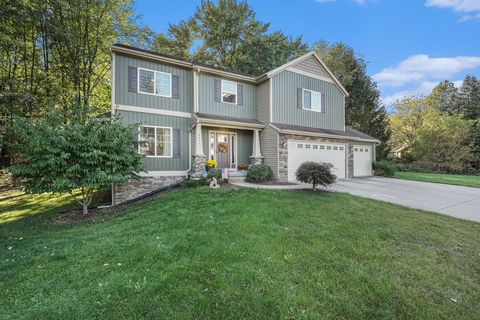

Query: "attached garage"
left=353, top=145, right=372, bottom=177
left=287, top=140, right=346, bottom=182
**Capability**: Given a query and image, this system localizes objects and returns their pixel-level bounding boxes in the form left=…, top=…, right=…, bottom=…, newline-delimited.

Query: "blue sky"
left=135, top=0, right=480, bottom=106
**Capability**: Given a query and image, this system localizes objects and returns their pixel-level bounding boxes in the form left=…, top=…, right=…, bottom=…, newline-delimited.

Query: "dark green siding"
left=201, top=126, right=253, bottom=166
left=198, top=74, right=257, bottom=119
left=117, top=110, right=192, bottom=172
left=115, top=54, right=193, bottom=113
left=272, top=71, right=345, bottom=130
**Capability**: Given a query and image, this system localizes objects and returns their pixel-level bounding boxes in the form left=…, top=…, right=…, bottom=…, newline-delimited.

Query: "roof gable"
left=264, top=52, right=349, bottom=97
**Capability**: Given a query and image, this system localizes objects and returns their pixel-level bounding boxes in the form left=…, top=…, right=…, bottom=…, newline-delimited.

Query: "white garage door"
left=353, top=145, right=372, bottom=177
left=287, top=140, right=346, bottom=182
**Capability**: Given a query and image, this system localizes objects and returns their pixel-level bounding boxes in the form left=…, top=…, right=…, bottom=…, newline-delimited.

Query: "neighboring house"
left=390, top=145, right=408, bottom=158
left=110, top=44, right=380, bottom=204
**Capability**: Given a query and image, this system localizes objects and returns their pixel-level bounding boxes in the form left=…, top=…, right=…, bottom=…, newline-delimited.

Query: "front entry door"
left=215, top=133, right=230, bottom=168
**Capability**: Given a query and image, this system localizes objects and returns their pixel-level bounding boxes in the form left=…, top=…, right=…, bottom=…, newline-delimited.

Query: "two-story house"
left=110, top=44, right=379, bottom=204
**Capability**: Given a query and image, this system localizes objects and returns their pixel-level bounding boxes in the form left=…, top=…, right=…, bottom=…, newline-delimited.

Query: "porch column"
left=192, top=123, right=206, bottom=177
left=250, top=129, right=264, bottom=165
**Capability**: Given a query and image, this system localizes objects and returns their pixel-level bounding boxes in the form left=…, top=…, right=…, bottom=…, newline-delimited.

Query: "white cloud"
left=373, top=54, right=480, bottom=87
left=425, top=0, right=480, bottom=13
left=425, top=0, right=480, bottom=20
left=381, top=81, right=439, bottom=106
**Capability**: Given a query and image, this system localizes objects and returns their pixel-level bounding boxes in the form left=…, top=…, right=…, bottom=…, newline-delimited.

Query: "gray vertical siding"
left=271, top=70, right=345, bottom=130
left=117, top=110, right=192, bottom=172
left=256, top=80, right=270, bottom=124
left=201, top=126, right=253, bottom=166
left=115, top=54, right=193, bottom=113
left=290, top=56, right=329, bottom=78
left=198, top=73, right=257, bottom=119
left=260, top=126, right=279, bottom=179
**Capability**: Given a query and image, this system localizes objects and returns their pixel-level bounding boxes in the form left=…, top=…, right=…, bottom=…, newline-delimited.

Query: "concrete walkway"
left=231, top=177, right=480, bottom=223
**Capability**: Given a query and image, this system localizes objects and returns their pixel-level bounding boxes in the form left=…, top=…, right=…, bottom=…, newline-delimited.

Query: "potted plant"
left=206, top=159, right=217, bottom=171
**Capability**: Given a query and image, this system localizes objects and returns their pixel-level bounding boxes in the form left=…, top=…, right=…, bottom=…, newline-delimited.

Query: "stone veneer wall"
left=277, top=133, right=373, bottom=182
left=113, top=175, right=186, bottom=204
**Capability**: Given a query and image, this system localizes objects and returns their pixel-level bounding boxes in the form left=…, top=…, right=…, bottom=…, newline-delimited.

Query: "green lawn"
left=394, top=171, right=480, bottom=188
left=1, top=187, right=479, bottom=319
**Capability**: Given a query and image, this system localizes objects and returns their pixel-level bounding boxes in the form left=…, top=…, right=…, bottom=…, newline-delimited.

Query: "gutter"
left=270, top=124, right=380, bottom=143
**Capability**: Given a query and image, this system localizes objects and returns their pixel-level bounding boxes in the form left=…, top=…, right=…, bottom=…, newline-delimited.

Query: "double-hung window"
left=138, top=68, right=172, bottom=97
left=302, top=89, right=323, bottom=112
left=138, top=126, right=172, bottom=157
left=221, top=80, right=237, bottom=104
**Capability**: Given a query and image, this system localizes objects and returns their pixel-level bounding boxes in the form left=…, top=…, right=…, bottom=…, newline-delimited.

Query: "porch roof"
left=270, top=123, right=380, bottom=143
left=194, top=113, right=265, bottom=130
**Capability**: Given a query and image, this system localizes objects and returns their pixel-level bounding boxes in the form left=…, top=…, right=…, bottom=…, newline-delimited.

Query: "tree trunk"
left=312, top=182, right=317, bottom=191
left=82, top=202, right=88, bottom=215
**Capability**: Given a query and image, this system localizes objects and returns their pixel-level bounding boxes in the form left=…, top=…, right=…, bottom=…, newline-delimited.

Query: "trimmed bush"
left=207, top=168, right=222, bottom=179
left=182, top=178, right=209, bottom=188
left=246, top=164, right=273, bottom=183
left=373, top=160, right=396, bottom=177
left=295, top=162, right=336, bottom=191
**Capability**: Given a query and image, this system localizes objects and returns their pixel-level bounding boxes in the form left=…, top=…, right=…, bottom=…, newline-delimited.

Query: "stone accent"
left=249, top=156, right=264, bottom=165
left=113, top=175, right=185, bottom=204
left=277, top=133, right=374, bottom=182
left=192, top=154, right=206, bottom=177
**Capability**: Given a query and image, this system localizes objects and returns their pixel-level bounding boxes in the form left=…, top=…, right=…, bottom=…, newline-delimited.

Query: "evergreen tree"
left=458, top=75, right=480, bottom=120
left=314, top=41, right=391, bottom=159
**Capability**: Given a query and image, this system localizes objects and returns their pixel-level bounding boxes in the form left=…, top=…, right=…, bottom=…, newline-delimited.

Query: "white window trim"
left=302, top=88, right=324, bottom=113
left=138, top=125, right=173, bottom=158
left=138, top=67, right=172, bottom=98
left=221, top=79, right=237, bottom=105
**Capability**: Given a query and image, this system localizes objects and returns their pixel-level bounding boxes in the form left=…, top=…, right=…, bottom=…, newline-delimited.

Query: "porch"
left=191, top=113, right=265, bottom=177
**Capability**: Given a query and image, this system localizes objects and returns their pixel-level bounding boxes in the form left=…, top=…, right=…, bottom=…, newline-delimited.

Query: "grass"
left=1, top=187, right=479, bottom=319
left=394, top=171, right=480, bottom=188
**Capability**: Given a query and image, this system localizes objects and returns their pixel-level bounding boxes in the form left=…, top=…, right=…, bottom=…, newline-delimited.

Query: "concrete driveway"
left=329, top=177, right=480, bottom=223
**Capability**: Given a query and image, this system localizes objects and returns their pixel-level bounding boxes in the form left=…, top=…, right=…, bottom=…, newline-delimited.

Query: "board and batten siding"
left=201, top=126, right=253, bottom=166
left=271, top=70, right=345, bottom=130
left=115, top=54, right=193, bottom=113
left=289, top=56, right=330, bottom=78
left=256, top=80, right=270, bottom=124
left=117, top=110, right=192, bottom=172
left=198, top=73, right=256, bottom=119
left=260, top=126, right=279, bottom=179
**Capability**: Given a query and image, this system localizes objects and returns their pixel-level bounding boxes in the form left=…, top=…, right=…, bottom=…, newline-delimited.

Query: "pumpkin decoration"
left=217, top=142, right=229, bottom=153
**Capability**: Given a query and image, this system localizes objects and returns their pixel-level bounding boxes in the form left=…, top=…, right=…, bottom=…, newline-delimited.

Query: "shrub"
left=246, top=164, right=273, bottom=183
left=182, top=178, right=209, bottom=188
left=207, top=168, right=222, bottom=179
left=373, top=160, right=396, bottom=177
left=295, top=162, right=336, bottom=191
left=238, top=162, right=248, bottom=171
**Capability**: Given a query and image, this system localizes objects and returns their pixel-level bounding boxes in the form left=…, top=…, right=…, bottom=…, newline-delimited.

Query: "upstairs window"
left=302, top=89, right=323, bottom=112
left=221, top=80, right=237, bottom=104
left=138, top=126, right=172, bottom=157
left=138, top=68, right=171, bottom=97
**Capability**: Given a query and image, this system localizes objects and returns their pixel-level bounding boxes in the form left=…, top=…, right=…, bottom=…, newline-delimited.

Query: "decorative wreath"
left=217, top=142, right=229, bottom=153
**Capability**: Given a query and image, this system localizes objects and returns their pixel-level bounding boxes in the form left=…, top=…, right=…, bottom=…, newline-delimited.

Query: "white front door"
left=353, top=145, right=372, bottom=177
left=287, top=140, right=346, bottom=182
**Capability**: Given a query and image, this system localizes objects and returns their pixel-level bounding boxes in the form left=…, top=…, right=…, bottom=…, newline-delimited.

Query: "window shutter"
left=297, top=88, right=303, bottom=109
left=128, top=66, right=137, bottom=93
left=237, top=84, right=244, bottom=106
left=214, top=78, right=221, bottom=102
left=172, top=129, right=180, bottom=158
left=172, top=75, right=180, bottom=98
left=321, top=93, right=326, bottom=112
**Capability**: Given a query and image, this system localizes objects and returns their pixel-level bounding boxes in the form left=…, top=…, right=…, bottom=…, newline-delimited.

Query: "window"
left=339, top=146, right=344, bottom=151
left=306, top=144, right=311, bottom=149
left=138, top=68, right=171, bottom=97
left=139, top=126, right=172, bottom=157
left=222, top=80, right=237, bottom=104
left=303, top=89, right=323, bottom=112
left=333, top=146, right=338, bottom=150
left=326, top=146, right=332, bottom=150
left=313, top=145, right=318, bottom=149
left=320, top=145, right=325, bottom=149
left=297, top=144, right=303, bottom=148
